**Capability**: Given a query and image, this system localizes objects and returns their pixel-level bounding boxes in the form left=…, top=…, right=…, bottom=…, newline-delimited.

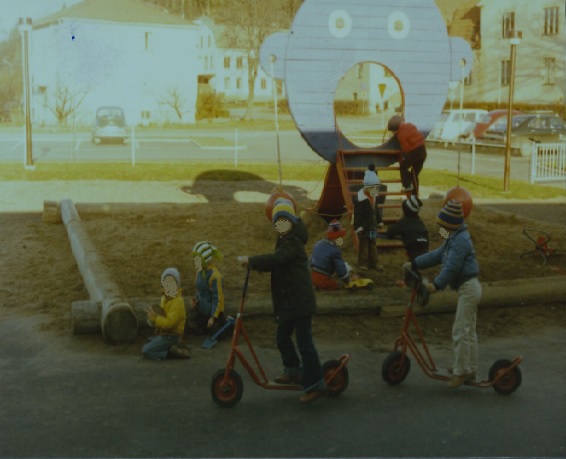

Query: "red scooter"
left=382, top=268, right=523, bottom=395
left=211, top=268, right=350, bottom=407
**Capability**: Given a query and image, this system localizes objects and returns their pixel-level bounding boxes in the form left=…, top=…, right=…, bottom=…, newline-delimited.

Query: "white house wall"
left=32, top=19, right=202, bottom=125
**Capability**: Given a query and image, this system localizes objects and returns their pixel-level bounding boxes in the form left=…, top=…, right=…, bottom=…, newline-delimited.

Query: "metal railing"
left=529, top=142, right=566, bottom=184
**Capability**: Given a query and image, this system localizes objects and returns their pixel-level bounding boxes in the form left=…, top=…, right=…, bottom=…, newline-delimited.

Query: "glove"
left=355, top=226, right=364, bottom=233
left=426, top=282, right=437, bottom=294
left=237, top=256, right=249, bottom=266
left=402, top=261, right=412, bottom=272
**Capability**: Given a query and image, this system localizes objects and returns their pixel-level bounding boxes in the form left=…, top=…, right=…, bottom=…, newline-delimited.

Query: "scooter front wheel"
left=489, top=359, right=522, bottom=395
left=382, top=351, right=411, bottom=385
left=211, top=369, right=243, bottom=408
left=323, top=359, right=349, bottom=397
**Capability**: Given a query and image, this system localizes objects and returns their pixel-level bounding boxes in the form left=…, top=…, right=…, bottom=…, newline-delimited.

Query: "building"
left=31, top=0, right=215, bottom=126
left=448, top=0, right=565, bottom=109
left=195, top=17, right=275, bottom=103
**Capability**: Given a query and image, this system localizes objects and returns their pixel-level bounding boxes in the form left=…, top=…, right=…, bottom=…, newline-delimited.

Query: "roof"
left=33, top=0, right=193, bottom=29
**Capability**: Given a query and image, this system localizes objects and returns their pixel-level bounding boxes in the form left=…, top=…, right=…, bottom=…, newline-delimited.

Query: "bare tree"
left=216, top=1, right=288, bottom=120
left=48, top=84, right=87, bottom=126
left=160, top=87, right=187, bottom=121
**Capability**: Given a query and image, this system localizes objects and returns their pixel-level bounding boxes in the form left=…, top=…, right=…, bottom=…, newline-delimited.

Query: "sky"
left=0, top=0, right=82, bottom=40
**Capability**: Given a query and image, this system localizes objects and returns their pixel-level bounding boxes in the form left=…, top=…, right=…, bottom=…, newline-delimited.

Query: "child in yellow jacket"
left=143, top=267, right=186, bottom=360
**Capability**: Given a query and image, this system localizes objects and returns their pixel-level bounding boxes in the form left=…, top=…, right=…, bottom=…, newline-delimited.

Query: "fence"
left=530, top=142, right=566, bottom=184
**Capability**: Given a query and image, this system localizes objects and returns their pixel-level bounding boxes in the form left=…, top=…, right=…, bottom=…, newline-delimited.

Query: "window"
left=544, top=7, right=559, bottom=35
left=357, top=63, right=363, bottom=79
left=236, top=78, right=242, bottom=90
left=501, top=59, right=511, bottom=86
left=224, top=77, right=230, bottom=90
left=199, top=36, right=203, bottom=48
left=260, top=78, right=267, bottom=90
left=141, top=111, right=151, bottom=119
left=224, top=57, right=230, bottom=69
left=144, top=32, right=152, bottom=51
left=543, top=57, right=556, bottom=85
left=236, top=57, right=244, bottom=69
left=204, top=56, right=208, bottom=70
left=207, top=35, right=211, bottom=47
left=502, top=12, right=515, bottom=39
left=464, top=70, right=472, bottom=86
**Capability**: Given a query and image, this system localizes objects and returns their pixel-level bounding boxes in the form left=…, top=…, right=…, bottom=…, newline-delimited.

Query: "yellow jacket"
left=154, top=289, right=186, bottom=336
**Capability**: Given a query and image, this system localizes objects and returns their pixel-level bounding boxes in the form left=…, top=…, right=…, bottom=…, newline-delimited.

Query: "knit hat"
left=436, top=199, right=464, bottom=230
left=271, top=197, right=298, bottom=224
left=363, top=170, right=380, bottom=187
left=402, top=195, right=423, bottom=217
left=192, top=241, right=223, bottom=268
left=161, top=267, right=181, bottom=287
left=326, top=219, right=346, bottom=240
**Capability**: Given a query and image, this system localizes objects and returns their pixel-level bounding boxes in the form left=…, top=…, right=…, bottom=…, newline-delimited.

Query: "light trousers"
left=452, top=277, right=482, bottom=376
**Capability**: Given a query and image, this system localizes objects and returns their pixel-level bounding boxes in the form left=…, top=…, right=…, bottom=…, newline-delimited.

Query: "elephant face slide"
left=260, top=0, right=472, bottom=162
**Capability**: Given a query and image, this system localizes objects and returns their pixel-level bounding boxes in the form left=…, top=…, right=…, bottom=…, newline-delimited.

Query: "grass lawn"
left=0, top=162, right=564, bottom=201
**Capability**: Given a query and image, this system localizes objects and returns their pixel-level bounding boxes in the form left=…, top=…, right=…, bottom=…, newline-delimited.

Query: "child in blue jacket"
left=410, top=200, right=481, bottom=388
left=310, top=219, right=351, bottom=290
left=190, top=241, right=228, bottom=337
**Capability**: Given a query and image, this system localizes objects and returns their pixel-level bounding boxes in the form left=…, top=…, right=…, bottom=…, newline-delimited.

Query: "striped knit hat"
left=363, top=170, right=380, bottom=187
left=402, top=195, right=423, bottom=217
left=271, top=197, right=298, bottom=224
left=326, top=219, right=346, bottom=240
left=192, top=241, right=223, bottom=268
left=436, top=199, right=464, bottom=230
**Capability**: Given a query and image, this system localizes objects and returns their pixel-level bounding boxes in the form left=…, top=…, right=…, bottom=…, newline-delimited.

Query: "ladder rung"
left=339, top=149, right=400, bottom=155
left=347, top=179, right=402, bottom=184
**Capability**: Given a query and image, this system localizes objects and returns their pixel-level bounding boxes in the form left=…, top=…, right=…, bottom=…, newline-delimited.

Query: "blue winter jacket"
left=413, top=225, right=479, bottom=291
left=310, top=239, right=349, bottom=280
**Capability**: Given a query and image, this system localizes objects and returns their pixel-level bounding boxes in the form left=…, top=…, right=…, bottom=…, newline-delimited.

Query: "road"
left=0, top=129, right=547, bottom=185
left=1, top=313, right=564, bottom=458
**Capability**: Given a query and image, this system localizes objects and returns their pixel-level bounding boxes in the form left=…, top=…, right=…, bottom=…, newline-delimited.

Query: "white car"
left=428, top=109, right=488, bottom=142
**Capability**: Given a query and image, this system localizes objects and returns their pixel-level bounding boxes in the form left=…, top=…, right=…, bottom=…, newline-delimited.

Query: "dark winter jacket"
left=353, top=189, right=377, bottom=237
left=386, top=216, right=429, bottom=260
left=412, top=224, right=479, bottom=291
left=248, top=219, right=317, bottom=322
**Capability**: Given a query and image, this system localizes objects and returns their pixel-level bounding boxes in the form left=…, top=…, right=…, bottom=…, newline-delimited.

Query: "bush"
left=196, top=92, right=230, bottom=120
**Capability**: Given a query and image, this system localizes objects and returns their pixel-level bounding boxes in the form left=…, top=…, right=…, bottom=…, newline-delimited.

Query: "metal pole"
left=270, top=57, right=283, bottom=188
left=131, top=125, right=135, bottom=166
left=19, top=17, right=34, bottom=170
left=234, top=128, right=238, bottom=167
left=503, top=43, right=516, bottom=192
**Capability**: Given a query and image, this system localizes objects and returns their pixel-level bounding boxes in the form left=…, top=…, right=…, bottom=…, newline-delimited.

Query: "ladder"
left=313, top=147, right=416, bottom=249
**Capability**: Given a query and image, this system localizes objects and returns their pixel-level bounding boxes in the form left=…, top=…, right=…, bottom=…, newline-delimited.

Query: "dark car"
left=473, top=109, right=522, bottom=139
left=482, top=113, right=566, bottom=157
left=91, top=106, right=127, bottom=144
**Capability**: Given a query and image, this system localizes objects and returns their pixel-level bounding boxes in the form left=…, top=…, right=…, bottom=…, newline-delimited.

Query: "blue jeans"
left=276, top=316, right=325, bottom=392
left=142, top=335, right=179, bottom=360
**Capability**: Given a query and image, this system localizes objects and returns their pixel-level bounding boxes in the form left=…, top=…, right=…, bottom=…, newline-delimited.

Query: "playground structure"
left=259, top=0, right=473, bottom=223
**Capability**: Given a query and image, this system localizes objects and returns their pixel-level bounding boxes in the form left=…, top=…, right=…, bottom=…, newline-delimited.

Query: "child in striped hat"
left=190, top=241, right=228, bottom=338
left=410, top=199, right=481, bottom=388
left=310, top=219, right=351, bottom=290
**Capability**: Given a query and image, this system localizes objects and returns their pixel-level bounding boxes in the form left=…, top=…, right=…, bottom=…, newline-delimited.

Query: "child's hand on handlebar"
left=237, top=256, right=249, bottom=267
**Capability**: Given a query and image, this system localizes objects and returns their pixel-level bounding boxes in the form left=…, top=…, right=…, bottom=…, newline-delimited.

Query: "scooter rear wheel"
left=211, top=369, right=243, bottom=408
left=382, top=351, right=411, bottom=385
left=323, top=359, right=349, bottom=397
left=488, top=359, right=522, bottom=395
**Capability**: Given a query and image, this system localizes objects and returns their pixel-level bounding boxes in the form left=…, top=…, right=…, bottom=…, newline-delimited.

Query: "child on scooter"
left=237, top=197, right=326, bottom=403
left=409, top=199, right=481, bottom=388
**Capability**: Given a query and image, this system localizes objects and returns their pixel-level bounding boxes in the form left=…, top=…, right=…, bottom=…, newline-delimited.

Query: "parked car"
left=482, top=113, right=566, bottom=157
left=427, top=109, right=488, bottom=142
left=92, top=106, right=127, bottom=144
left=473, top=109, right=522, bottom=139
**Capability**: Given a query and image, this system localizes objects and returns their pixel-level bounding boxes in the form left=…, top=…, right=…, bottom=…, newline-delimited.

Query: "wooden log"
left=61, top=199, right=137, bottom=342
